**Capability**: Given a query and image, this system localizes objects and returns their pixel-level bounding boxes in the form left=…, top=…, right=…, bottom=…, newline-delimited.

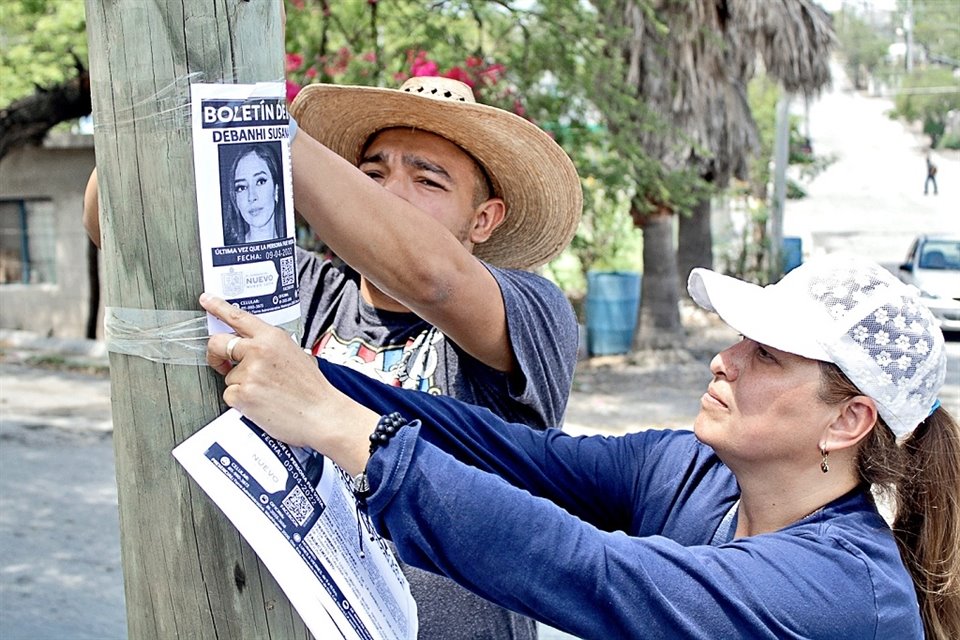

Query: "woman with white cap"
left=202, top=252, right=960, bottom=639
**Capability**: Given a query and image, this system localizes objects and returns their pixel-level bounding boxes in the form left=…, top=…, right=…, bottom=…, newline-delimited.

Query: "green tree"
left=887, top=0, right=960, bottom=148
left=284, top=1, right=834, bottom=346
left=587, top=0, right=833, bottom=343
left=893, top=67, right=960, bottom=147
left=0, top=0, right=88, bottom=105
left=282, top=1, right=651, bottom=282
left=0, top=0, right=91, bottom=158
left=834, top=9, right=892, bottom=90
left=907, top=0, right=960, bottom=65
left=4, top=0, right=835, bottom=351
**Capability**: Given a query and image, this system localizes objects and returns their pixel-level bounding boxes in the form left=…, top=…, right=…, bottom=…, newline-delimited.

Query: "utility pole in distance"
left=905, top=0, right=915, bottom=73
left=84, top=2, right=307, bottom=637
left=769, top=93, right=791, bottom=283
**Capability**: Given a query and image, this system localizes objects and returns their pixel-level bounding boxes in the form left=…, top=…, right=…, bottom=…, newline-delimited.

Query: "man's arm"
left=85, top=134, right=521, bottom=373
left=290, top=134, right=514, bottom=373
left=82, top=168, right=101, bottom=248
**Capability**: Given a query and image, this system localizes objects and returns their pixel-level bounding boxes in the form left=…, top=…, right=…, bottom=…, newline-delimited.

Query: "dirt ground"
left=563, top=305, right=739, bottom=436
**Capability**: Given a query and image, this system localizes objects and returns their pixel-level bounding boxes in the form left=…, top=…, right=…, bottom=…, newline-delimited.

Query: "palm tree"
left=592, top=0, right=833, bottom=346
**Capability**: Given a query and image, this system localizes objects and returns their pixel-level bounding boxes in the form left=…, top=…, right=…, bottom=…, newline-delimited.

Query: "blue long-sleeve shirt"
left=319, top=360, right=923, bottom=639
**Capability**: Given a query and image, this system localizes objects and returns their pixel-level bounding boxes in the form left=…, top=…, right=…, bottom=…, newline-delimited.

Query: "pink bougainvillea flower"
left=323, top=47, right=353, bottom=78
left=305, top=67, right=318, bottom=79
left=290, top=0, right=305, bottom=8
left=465, top=56, right=483, bottom=68
left=409, top=50, right=439, bottom=77
left=286, top=53, right=304, bottom=73
left=408, top=50, right=423, bottom=66
left=286, top=80, right=302, bottom=104
left=480, top=63, right=506, bottom=84
left=412, top=58, right=439, bottom=77
left=443, top=66, right=474, bottom=87
left=362, top=51, right=376, bottom=63
left=512, top=99, right=526, bottom=118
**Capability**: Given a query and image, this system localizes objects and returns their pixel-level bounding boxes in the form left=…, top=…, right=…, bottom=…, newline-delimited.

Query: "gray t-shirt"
left=297, top=248, right=578, bottom=638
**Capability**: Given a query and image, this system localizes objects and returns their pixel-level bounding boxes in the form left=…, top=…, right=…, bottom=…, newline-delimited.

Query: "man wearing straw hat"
left=287, top=76, right=581, bottom=639
left=85, top=75, right=582, bottom=638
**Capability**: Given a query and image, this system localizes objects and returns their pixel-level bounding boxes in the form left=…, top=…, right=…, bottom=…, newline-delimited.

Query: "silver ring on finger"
left=225, top=336, right=242, bottom=363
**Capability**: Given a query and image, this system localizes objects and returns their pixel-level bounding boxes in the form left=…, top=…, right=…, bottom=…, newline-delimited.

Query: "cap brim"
left=290, top=83, right=582, bottom=271
left=687, top=268, right=832, bottom=362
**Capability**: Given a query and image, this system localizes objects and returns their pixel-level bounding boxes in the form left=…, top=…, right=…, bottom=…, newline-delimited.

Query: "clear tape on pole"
left=104, top=307, right=302, bottom=365
left=89, top=71, right=288, bottom=135
left=104, top=307, right=212, bottom=365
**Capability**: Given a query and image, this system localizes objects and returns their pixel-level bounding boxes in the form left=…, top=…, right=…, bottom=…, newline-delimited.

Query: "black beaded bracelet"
left=353, top=412, right=410, bottom=501
left=368, top=411, right=407, bottom=454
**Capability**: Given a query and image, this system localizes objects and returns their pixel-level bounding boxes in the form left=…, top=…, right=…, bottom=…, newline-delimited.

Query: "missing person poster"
left=173, top=409, right=417, bottom=640
left=190, top=82, right=300, bottom=334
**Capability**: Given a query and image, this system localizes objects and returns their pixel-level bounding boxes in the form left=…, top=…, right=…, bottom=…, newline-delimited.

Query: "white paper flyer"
left=172, top=409, right=417, bottom=640
left=190, top=82, right=300, bottom=334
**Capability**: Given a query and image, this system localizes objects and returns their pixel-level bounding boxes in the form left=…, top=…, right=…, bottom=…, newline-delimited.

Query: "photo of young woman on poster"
left=220, top=142, right=287, bottom=245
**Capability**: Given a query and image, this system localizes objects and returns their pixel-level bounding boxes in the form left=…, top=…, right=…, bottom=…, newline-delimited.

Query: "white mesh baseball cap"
left=687, top=253, right=946, bottom=437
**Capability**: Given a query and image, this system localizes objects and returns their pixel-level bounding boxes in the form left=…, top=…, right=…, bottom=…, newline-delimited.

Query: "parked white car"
left=897, top=234, right=960, bottom=333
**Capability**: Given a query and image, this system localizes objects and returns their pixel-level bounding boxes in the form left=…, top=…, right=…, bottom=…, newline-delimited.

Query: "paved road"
left=0, top=362, right=124, bottom=640
left=783, top=62, right=958, bottom=263
left=2, top=66, right=959, bottom=639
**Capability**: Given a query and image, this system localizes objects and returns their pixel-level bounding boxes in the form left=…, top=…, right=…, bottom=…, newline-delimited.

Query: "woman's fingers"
left=200, top=291, right=329, bottom=447
left=206, top=332, right=241, bottom=374
left=199, top=293, right=264, bottom=337
left=222, top=381, right=243, bottom=412
left=200, top=293, right=273, bottom=373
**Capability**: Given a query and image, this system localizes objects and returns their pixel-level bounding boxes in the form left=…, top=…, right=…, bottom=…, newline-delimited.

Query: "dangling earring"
left=819, top=446, right=829, bottom=474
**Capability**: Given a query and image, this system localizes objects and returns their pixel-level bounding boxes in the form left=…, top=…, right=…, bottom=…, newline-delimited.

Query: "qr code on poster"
left=281, top=485, right=314, bottom=526
left=280, top=255, right=295, bottom=287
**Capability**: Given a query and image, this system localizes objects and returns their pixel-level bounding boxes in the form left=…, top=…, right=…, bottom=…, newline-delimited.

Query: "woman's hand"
left=200, top=293, right=376, bottom=473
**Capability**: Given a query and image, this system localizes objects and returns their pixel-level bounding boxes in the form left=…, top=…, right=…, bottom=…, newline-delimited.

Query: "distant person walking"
left=925, top=153, right=938, bottom=195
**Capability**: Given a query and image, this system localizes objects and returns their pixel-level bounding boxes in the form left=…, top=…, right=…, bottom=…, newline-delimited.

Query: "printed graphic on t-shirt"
left=313, top=328, right=442, bottom=394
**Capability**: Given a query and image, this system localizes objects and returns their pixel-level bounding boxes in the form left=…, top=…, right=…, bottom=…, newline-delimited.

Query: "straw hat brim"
left=290, top=83, right=582, bottom=271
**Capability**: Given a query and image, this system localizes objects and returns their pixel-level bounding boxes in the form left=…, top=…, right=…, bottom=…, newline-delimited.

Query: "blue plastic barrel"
left=783, top=237, right=803, bottom=274
left=585, top=271, right=641, bottom=356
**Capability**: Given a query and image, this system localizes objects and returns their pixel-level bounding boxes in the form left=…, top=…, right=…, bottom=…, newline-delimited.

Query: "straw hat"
left=290, top=76, right=582, bottom=271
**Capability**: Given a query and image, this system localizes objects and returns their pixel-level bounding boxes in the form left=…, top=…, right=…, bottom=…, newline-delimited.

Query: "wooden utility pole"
left=84, top=2, right=307, bottom=637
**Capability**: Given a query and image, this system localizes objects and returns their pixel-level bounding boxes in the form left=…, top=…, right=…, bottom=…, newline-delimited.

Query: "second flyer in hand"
left=191, top=82, right=300, bottom=334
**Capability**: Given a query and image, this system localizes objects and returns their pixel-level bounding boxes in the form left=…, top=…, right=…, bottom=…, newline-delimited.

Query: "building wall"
left=0, top=134, right=98, bottom=338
